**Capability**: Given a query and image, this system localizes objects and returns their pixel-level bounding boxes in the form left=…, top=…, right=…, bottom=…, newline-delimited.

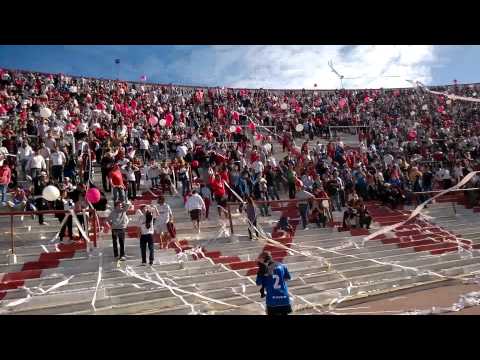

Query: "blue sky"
left=0, top=45, right=478, bottom=89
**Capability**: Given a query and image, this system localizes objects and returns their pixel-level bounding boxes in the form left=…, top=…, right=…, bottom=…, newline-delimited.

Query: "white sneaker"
left=304, top=227, right=309, bottom=231
left=1, top=202, right=6, bottom=207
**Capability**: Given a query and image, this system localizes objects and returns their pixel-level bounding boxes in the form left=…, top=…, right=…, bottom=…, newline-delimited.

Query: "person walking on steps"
left=245, top=196, right=258, bottom=240
left=185, top=189, right=206, bottom=233
left=109, top=200, right=132, bottom=261
left=256, top=251, right=292, bottom=315
left=138, top=205, right=160, bottom=266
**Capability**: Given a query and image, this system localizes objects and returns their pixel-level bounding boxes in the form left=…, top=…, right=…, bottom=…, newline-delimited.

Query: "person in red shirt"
left=109, top=164, right=126, bottom=202
left=0, top=162, right=12, bottom=204
left=210, top=173, right=227, bottom=218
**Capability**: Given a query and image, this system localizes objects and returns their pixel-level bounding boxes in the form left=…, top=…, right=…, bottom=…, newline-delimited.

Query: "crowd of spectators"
left=1, top=67, right=480, bottom=238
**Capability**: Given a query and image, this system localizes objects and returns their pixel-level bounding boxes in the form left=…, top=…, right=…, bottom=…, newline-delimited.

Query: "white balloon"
left=42, top=185, right=60, bottom=202
left=446, top=99, right=452, bottom=105
left=295, top=124, right=304, bottom=132
left=410, top=111, right=415, bottom=116
left=229, top=125, right=236, bottom=133
left=422, top=104, right=428, bottom=110
left=280, top=103, right=288, bottom=110
left=40, top=107, right=52, bottom=118
left=159, top=119, right=167, bottom=127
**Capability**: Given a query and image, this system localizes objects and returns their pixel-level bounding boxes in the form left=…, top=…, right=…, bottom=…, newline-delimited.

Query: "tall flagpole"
left=115, top=59, right=120, bottom=80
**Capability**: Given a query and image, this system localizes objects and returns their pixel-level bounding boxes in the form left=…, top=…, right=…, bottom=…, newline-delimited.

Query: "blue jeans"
left=268, top=186, right=280, bottom=201
left=298, top=204, right=309, bottom=229
left=0, top=184, right=7, bottom=203
left=113, top=187, right=125, bottom=202
left=331, top=193, right=342, bottom=211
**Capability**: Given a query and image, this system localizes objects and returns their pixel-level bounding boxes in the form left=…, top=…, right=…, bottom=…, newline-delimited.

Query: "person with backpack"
left=256, top=251, right=292, bottom=315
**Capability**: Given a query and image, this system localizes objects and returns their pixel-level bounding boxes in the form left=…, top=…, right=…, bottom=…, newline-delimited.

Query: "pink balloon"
left=149, top=116, right=158, bottom=126
left=339, top=98, right=347, bottom=108
left=86, top=188, right=101, bottom=204
left=236, top=126, right=242, bottom=134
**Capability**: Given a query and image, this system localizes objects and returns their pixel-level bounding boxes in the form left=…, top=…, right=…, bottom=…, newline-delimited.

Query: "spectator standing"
left=185, top=189, right=206, bottom=233
left=108, top=200, right=131, bottom=260
left=155, top=196, right=173, bottom=248
left=50, top=145, right=66, bottom=183
left=138, top=205, right=160, bottom=266
left=296, top=185, right=314, bottom=230
left=0, top=162, right=11, bottom=205
left=27, top=149, right=47, bottom=180
left=109, top=163, right=126, bottom=202
left=245, top=196, right=259, bottom=240
left=17, top=141, right=33, bottom=180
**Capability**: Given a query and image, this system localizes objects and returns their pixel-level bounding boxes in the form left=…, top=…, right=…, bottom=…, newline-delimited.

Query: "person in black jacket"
left=33, top=172, right=53, bottom=225
left=100, top=151, right=114, bottom=192
left=54, top=189, right=74, bottom=242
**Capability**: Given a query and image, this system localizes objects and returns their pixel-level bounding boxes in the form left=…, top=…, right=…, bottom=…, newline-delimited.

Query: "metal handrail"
left=0, top=209, right=98, bottom=255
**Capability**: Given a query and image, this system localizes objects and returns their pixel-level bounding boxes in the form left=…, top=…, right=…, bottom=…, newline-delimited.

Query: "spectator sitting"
left=311, top=199, right=328, bottom=228
left=342, top=199, right=359, bottom=229
left=356, top=201, right=372, bottom=229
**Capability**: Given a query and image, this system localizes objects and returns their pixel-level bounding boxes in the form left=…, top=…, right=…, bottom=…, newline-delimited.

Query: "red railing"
left=0, top=209, right=98, bottom=255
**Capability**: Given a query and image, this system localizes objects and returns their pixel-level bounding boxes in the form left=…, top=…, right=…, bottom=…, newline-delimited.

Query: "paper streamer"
left=91, top=252, right=103, bottom=311
left=401, top=291, right=480, bottom=315
left=415, top=81, right=480, bottom=103
left=117, top=265, right=240, bottom=309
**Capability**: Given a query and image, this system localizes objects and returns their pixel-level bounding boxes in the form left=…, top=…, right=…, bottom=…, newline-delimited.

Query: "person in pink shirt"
left=0, top=162, right=12, bottom=205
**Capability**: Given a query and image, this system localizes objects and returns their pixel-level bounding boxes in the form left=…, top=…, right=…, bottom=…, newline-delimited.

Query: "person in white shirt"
left=27, top=150, right=47, bottom=179
left=185, top=189, right=206, bottom=233
left=17, top=141, right=33, bottom=179
left=146, top=160, right=160, bottom=188
left=38, top=143, right=51, bottom=167
left=139, top=137, right=150, bottom=163
left=176, top=143, right=188, bottom=159
left=252, top=159, right=264, bottom=180
left=155, top=196, right=173, bottom=248
left=50, top=145, right=66, bottom=182
left=267, top=155, right=277, bottom=168
left=122, top=162, right=138, bottom=200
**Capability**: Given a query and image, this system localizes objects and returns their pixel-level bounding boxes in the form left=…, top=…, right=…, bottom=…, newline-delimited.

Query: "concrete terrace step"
left=3, top=238, right=478, bottom=314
